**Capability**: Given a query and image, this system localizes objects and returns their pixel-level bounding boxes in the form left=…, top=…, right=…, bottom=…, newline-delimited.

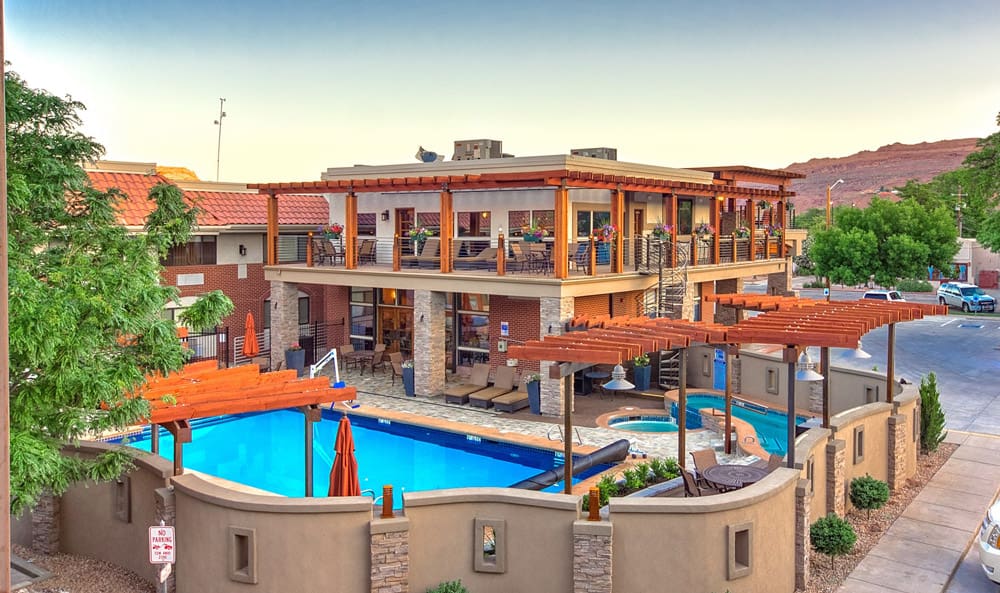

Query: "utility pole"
left=213, top=98, right=227, bottom=181
left=952, top=185, right=967, bottom=238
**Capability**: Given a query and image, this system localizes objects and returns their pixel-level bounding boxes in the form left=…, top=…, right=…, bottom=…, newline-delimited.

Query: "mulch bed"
left=801, top=441, right=959, bottom=593
left=13, top=544, right=155, bottom=593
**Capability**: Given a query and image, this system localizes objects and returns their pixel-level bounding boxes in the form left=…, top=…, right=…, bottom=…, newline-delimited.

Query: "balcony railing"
left=299, top=233, right=786, bottom=278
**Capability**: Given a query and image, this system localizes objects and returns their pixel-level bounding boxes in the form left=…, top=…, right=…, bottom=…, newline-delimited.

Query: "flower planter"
left=402, top=366, right=415, bottom=396
left=633, top=365, right=651, bottom=391
left=523, top=234, right=541, bottom=243
left=285, top=349, right=305, bottom=377
left=526, top=381, right=541, bottom=414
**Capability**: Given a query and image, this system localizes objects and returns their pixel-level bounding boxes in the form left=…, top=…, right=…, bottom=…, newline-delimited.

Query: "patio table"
left=701, top=464, right=769, bottom=490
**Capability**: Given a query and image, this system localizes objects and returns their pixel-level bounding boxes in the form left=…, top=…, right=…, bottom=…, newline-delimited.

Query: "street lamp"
left=825, top=179, right=844, bottom=302
left=825, top=179, right=844, bottom=228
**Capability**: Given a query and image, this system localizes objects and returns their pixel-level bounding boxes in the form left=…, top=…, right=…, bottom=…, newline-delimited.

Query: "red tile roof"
left=87, top=171, right=328, bottom=227
left=186, top=191, right=329, bottom=226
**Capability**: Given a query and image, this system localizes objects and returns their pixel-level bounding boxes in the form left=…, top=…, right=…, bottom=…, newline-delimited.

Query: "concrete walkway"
left=837, top=431, right=1000, bottom=593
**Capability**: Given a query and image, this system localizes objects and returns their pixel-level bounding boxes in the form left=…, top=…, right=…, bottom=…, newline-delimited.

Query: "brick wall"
left=574, top=295, right=610, bottom=319
left=488, top=296, right=541, bottom=374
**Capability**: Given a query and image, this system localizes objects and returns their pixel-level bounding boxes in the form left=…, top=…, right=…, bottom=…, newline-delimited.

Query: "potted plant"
left=734, top=225, right=750, bottom=239
left=402, top=359, right=416, bottom=396
left=596, top=223, right=618, bottom=243
left=632, top=353, right=651, bottom=391
left=318, top=223, right=344, bottom=241
left=524, top=372, right=542, bottom=414
left=767, top=224, right=783, bottom=238
left=695, top=222, right=715, bottom=241
left=522, top=225, right=548, bottom=243
left=285, top=342, right=305, bottom=377
left=651, top=223, right=672, bottom=241
left=408, top=226, right=432, bottom=245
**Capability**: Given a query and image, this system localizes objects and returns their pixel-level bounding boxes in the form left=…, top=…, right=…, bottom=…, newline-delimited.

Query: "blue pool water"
left=119, top=409, right=607, bottom=499
left=678, top=394, right=808, bottom=456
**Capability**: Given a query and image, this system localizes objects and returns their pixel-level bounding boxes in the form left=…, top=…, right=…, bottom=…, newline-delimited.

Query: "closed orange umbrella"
left=328, top=416, right=361, bottom=497
left=242, top=312, right=260, bottom=358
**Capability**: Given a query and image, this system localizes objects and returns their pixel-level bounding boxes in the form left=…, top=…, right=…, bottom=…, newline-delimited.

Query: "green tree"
left=810, top=514, right=857, bottom=569
left=849, top=475, right=890, bottom=520
left=919, top=372, right=947, bottom=453
left=809, top=197, right=958, bottom=287
left=6, top=71, right=206, bottom=513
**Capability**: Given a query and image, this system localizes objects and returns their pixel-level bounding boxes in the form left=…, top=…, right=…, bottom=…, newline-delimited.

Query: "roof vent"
left=570, top=147, right=618, bottom=160
left=452, top=139, right=503, bottom=161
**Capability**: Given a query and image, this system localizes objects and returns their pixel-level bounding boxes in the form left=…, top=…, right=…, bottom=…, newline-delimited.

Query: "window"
left=350, top=288, right=375, bottom=348
left=357, top=212, right=376, bottom=236
left=262, top=295, right=310, bottom=329
left=163, top=235, right=217, bottom=266
left=228, top=527, right=257, bottom=584
left=677, top=198, right=693, bottom=234
left=508, top=209, right=555, bottom=237
left=864, top=385, right=879, bottom=403
left=416, top=212, right=441, bottom=237
left=457, top=211, right=492, bottom=237
left=576, top=210, right=610, bottom=238
left=765, top=367, right=779, bottom=394
left=473, top=518, right=506, bottom=573
left=727, top=522, right=753, bottom=579
left=457, top=294, right=490, bottom=363
left=853, top=425, right=865, bottom=464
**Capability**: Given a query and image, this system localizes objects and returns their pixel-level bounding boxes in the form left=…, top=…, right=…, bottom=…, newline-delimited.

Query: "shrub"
left=622, top=466, right=647, bottom=491
left=810, top=514, right=857, bottom=569
left=426, top=581, right=468, bottom=593
left=650, top=457, right=680, bottom=480
left=919, top=372, right=947, bottom=453
left=849, top=475, right=890, bottom=520
left=895, top=278, right=933, bottom=292
left=802, top=279, right=827, bottom=289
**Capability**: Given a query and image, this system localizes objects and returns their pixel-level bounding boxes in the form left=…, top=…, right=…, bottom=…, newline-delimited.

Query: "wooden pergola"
left=249, top=166, right=797, bottom=277
left=132, top=360, right=356, bottom=495
left=507, top=296, right=946, bottom=476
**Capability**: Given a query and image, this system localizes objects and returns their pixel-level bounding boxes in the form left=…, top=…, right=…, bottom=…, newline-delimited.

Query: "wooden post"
left=588, top=487, right=600, bottom=521
left=712, top=195, right=721, bottom=264
left=345, top=192, right=358, bottom=269
left=553, top=185, right=569, bottom=278
left=439, top=189, right=453, bottom=273
left=497, top=233, right=506, bottom=276
left=612, top=188, right=624, bottom=273
left=392, top=234, right=400, bottom=271
left=588, top=235, right=596, bottom=276
left=266, top=192, right=278, bottom=266
left=306, top=232, right=314, bottom=267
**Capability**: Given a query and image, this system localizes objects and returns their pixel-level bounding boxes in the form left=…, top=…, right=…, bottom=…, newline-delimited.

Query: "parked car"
left=980, top=499, right=1000, bottom=585
left=937, top=282, right=997, bottom=312
left=862, top=290, right=906, bottom=302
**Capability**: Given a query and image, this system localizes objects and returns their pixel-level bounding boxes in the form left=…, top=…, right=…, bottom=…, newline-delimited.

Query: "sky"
left=7, top=0, right=1000, bottom=183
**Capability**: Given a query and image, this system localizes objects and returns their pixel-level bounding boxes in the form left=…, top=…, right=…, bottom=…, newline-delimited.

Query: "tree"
left=178, top=290, right=234, bottom=332
left=849, top=475, right=890, bottom=520
left=919, top=372, right=947, bottom=453
left=6, top=71, right=211, bottom=514
left=810, top=514, right=857, bottom=569
left=809, top=197, right=958, bottom=287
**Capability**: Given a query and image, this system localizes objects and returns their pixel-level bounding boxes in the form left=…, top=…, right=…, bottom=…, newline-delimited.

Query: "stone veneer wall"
left=887, top=414, right=908, bottom=491
left=794, top=479, right=812, bottom=590
left=31, top=493, right=60, bottom=555
left=155, top=487, right=177, bottom=593
left=539, top=296, right=574, bottom=416
left=573, top=521, right=613, bottom=593
left=766, top=268, right=793, bottom=296
left=413, top=290, right=446, bottom=396
left=826, top=439, right=846, bottom=516
left=713, top=277, right=743, bottom=325
left=269, top=280, right=300, bottom=371
left=371, top=518, right=409, bottom=593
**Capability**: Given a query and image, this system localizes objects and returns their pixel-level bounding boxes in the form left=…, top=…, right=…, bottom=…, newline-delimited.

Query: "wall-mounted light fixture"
left=381, top=210, right=390, bottom=221
left=238, top=244, right=247, bottom=256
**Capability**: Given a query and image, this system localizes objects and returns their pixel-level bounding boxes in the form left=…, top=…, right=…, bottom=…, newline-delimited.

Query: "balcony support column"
left=345, top=192, right=358, bottom=269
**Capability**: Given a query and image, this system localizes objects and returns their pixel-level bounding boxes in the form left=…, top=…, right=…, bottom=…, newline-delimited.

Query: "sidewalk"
left=837, top=431, right=1000, bottom=593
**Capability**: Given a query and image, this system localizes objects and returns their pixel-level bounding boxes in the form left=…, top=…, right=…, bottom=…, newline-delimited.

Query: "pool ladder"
left=547, top=425, right=583, bottom=445
left=361, top=488, right=384, bottom=506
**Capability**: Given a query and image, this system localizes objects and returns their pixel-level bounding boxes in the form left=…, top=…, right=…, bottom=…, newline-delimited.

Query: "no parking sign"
left=149, top=525, right=175, bottom=564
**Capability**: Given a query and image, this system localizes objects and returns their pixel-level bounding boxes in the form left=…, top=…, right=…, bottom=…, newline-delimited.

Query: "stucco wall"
left=829, top=403, right=893, bottom=493
left=610, top=468, right=799, bottom=593
left=403, top=488, right=580, bottom=593
left=59, top=443, right=172, bottom=583
left=171, top=474, right=373, bottom=593
left=895, top=390, right=920, bottom=482
left=795, top=428, right=832, bottom=523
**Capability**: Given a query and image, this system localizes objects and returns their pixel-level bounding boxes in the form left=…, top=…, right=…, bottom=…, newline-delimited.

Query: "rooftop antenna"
left=213, top=98, right=227, bottom=181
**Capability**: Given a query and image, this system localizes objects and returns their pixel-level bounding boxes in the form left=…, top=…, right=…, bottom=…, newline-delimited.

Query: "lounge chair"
left=453, top=247, right=497, bottom=271
left=444, top=363, right=491, bottom=404
left=468, top=366, right=517, bottom=408
left=509, top=242, right=532, bottom=272
left=681, top=468, right=721, bottom=497
left=401, top=238, right=439, bottom=268
left=493, top=384, right=530, bottom=413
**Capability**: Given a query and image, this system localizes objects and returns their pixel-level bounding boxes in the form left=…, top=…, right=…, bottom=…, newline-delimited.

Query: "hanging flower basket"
left=596, top=223, right=618, bottom=243
left=734, top=226, right=750, bottom=239
left=522, top=225, right=548, bottom=242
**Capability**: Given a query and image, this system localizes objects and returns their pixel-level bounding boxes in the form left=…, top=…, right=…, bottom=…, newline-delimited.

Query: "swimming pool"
left=674, top=394, right=808, bottom=456
left=119, top=409, right=608, bottom=499
left=606, top=413, right=679, bottom=433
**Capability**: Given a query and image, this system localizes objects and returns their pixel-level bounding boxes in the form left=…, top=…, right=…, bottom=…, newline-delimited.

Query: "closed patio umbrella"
left=328, top=415, right=361, bottom=497
left=242, top=312, right=260, bottom=359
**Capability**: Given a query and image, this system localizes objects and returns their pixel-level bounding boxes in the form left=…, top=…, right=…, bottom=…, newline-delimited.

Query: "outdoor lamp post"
left=825, top=179, right=845, bottom=301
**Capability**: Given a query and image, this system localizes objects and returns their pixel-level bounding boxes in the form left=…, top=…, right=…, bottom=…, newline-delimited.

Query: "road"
left=742, top=281, right=1000, bottom=436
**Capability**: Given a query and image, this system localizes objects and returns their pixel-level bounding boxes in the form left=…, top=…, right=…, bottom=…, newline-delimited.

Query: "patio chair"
left=752, top=453, right=784, bottom=472
left=572, top=242, right=592, bottom=274
left=444, top=363, right=491, bottom=404
left=390, top=360, right=405, bottom=386
left=681, top=468, right=721, bottom=497
left=509, top=242, right=532, bottom=273
left=364, top=350, right=387, bottom=375
left=358, top=239, right=377, bottom=265
left=312, top=240, right=330, bottom=265
left=690, top=449, right=719, bottom=488
left=388, top=351, right=403, bottom=365
left=328, top=241, right=346, bottom=265
left=468, top=365, right=517, bottom=408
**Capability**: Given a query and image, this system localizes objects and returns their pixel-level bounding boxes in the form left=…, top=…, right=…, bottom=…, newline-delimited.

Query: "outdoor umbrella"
left=242, top=312, right=260, bottom=359
left=328, top=415, right=361, bottom=497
